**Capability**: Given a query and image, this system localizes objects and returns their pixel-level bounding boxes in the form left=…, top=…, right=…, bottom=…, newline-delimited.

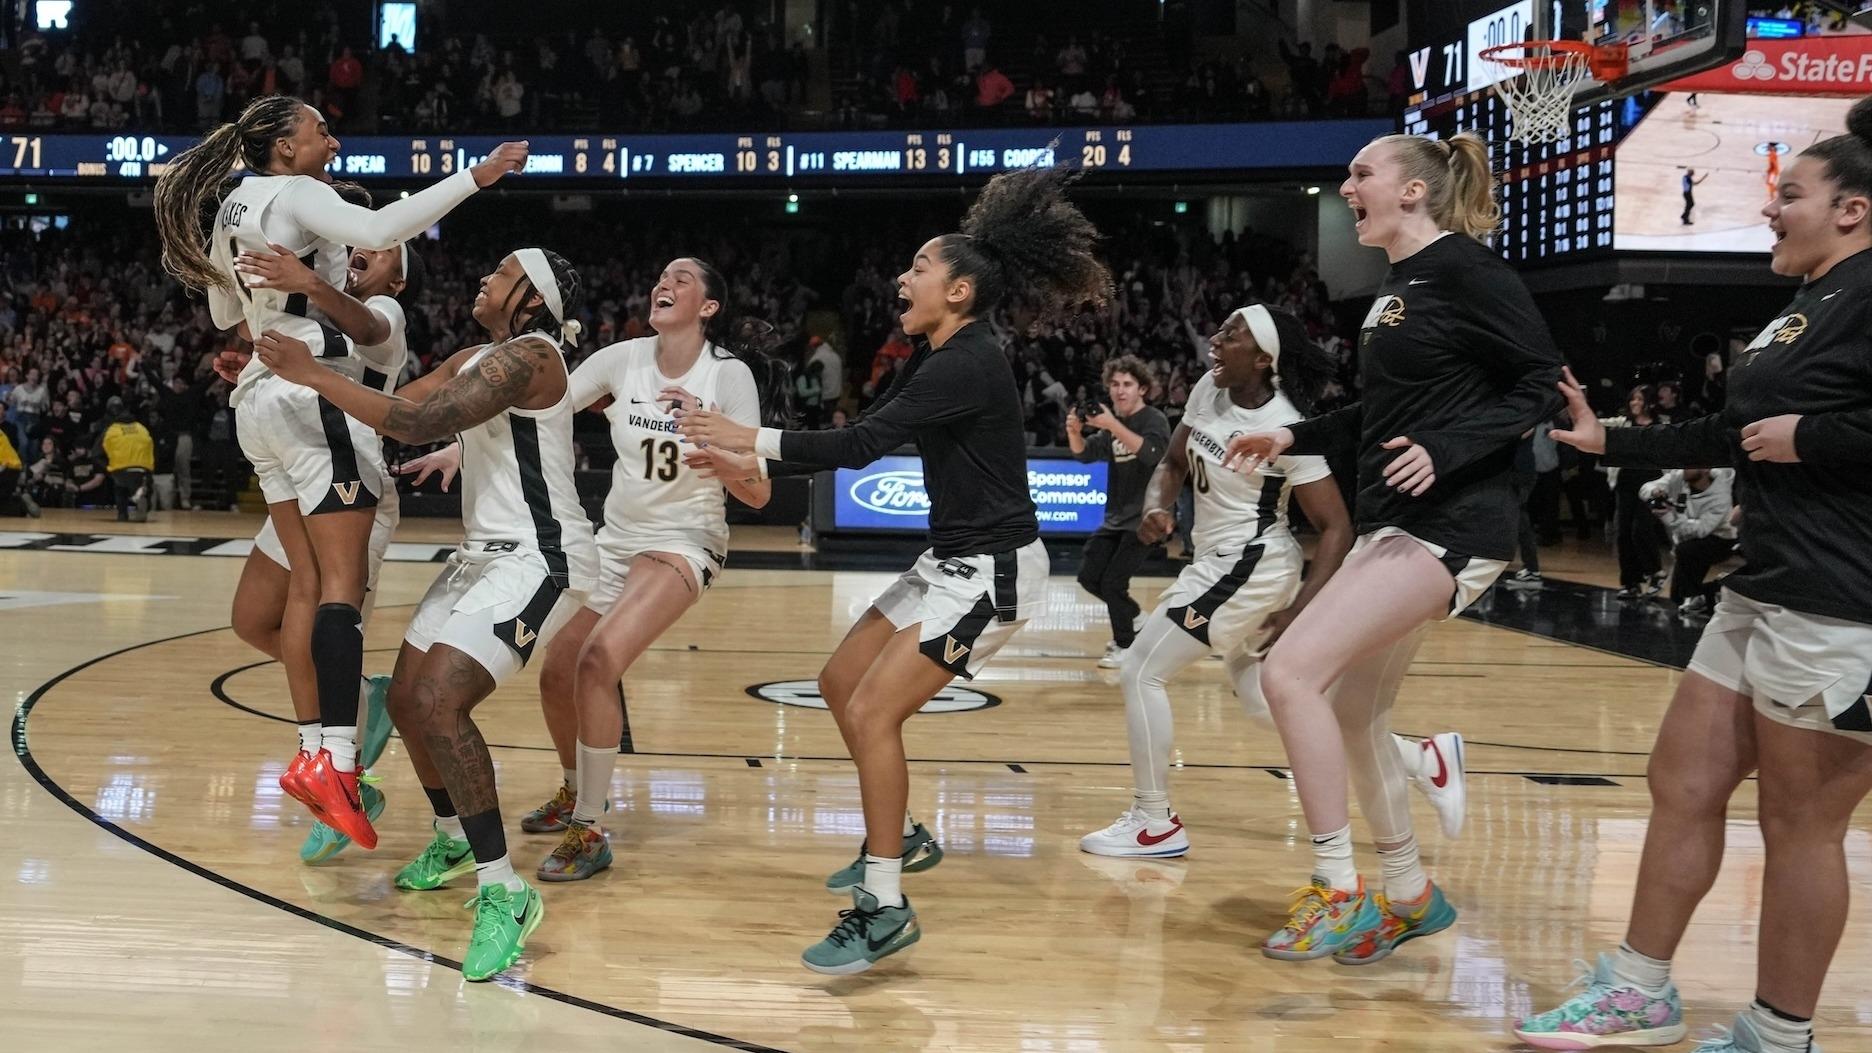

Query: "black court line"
left=11, top=628, right=785, bottom=1052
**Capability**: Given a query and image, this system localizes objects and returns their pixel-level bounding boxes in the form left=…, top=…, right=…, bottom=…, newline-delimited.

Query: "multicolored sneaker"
left=395, top=826, right=476, bottom=891
left=800, top=889, right=920, bottom=975
left=1513, top=953, right=1687, bottom=1049
left=1260, top=878, right=1381, bottom=961
left=519, top=784, right=608, bottom=833
left=462, top=880, right=545, bottom=982
left=359, top=675, right=394, bottom=770
left=1691, top=1013, right=1822, bottom=1053
left=536, top=823, right=614, bottom=882
left=299, top=782, right=387, bottom=864
left=825, top=823, right=944, bottom=891
left=1079, top=808, right=1190, bottom=858
left=1332, top=883, right=1457, bottom=964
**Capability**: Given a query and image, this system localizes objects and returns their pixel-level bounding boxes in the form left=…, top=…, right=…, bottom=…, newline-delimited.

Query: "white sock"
left=1747, top=999, right=1814, bottom=1053
left=562, top=767, right=577, bottom=791
left=435, top=815, right=466, bottom=841
left=1132, top=789, right=1171, bottom=821
left=860, top=854, right=904, bottom=907
left=1309, top=825, right=1358, bottom=892
left=297, top=721, right=322, bottom=755
left=475, top=854, right=525, bottom=893
left=573, top=741, right=616, bottom=825
left=1377, top=835, right=1430, bottom=902
left=1611, top=942, right=1673, bottom=992
left=901, top=811, right=916, bottom=837
left=1393, top=735, right=1422, bottom=779
left=322, top=726, right=357, bottom=771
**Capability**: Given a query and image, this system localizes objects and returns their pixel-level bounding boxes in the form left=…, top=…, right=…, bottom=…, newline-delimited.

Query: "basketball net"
left=1482, top=44, right=1595, bottom=146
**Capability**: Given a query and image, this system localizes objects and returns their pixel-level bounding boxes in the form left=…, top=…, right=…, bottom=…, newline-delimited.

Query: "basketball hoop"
left=1479, top=41, right=1628, bottom=146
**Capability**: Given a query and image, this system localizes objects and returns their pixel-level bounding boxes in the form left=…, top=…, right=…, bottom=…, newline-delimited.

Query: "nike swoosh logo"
left=446, top=848, right=472, bottom=867
left=1823, top=292, right=1840, bottom=300
left=1408, top=278, right=1430, bottom=285
left=629, top=398, right=653, bottom=404
left=866, top=920, right=911, bottom=952
left=1428, top=743, right=1450, bottom=788
left=1137, top=822, right=1182, bottom=846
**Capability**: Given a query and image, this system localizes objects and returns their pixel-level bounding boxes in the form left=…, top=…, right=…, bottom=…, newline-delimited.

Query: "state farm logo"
left=1733, top=50, right=1775, bottom=81
left=849, top=469, right=930, bottom=515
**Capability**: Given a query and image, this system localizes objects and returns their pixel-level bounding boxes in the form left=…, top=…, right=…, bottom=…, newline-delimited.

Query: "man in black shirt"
left=1068, top=355, right=1171, bottom=666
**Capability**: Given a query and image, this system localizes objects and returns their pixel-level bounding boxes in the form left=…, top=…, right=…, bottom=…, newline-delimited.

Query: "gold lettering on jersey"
left=1739, top=312, right=1809, bottom=368
left=513, top=620, right=538, bottom=648
left=943, top=636, right=970, bottom=664
left=331, top=481, right=361, bottom=505
left=1182, top=609, right=1209, bottom=630
left=1771, top=313, right=1807, bottom=345
left=1359, top=294, right=1405, bottom=331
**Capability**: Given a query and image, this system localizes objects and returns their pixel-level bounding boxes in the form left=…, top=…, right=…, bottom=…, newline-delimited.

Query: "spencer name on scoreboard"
left=0, top=120, right=1391, bottom=181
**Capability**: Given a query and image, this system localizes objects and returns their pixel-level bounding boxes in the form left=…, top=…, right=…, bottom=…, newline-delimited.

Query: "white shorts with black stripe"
left=1689, top=587, right=1872, bottom=745
left=1355, top=526, right=1507, bottom=618
left=873, top=538, right=1050, bottom=679
left=584, top=531, right=726, bottom=613
left=1156, top=539, right=1304, bottom=658
left=404, top=544, right=586, bottom=683
left=253, top=481, right=400, bottom=593
left=237, top=349, right=385, bottom=517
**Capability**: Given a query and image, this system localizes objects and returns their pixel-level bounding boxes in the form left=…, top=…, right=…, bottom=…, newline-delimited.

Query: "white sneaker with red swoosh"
left=1079, top=807, right=1190, bottom=858
left=1403, top=732, right=1467, bottom=839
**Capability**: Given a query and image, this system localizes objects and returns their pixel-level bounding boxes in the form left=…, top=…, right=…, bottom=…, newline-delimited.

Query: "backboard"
left=1566, top=0, right=1749, bottom=105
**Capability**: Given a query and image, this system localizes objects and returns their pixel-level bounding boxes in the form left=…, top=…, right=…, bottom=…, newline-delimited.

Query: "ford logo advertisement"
left=833, top=455, right=1108, bottom=534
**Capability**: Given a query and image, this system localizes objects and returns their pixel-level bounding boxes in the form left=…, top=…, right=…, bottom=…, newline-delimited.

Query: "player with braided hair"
left=679, top=165, right=1111, bottom=973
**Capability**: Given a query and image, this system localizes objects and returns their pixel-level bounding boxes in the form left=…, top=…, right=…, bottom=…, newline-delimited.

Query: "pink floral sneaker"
left=1514, top=953, right=1687, bottom=1049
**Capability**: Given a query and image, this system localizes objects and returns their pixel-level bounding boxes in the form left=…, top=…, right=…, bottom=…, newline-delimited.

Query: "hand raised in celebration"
left=470, top=141, right=530, bottom=187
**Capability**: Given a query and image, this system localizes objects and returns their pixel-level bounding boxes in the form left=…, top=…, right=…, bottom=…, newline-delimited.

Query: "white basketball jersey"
left=353, top=295, right=408, bottom=394
left=457, top=336, right=600, bottom=591
left=1179, top=373, right=1331, bottom=556
left=569, top=338, right=762, bottom=558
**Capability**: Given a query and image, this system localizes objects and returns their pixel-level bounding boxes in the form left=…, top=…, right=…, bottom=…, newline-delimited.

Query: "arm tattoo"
left=381, top=336, right=554, bottom=444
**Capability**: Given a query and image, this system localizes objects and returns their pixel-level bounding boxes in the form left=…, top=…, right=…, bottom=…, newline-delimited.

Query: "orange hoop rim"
left=1480, top=39, right=1628, bottom=81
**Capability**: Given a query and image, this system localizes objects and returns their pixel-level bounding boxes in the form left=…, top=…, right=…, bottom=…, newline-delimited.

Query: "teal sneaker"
left=825, top=823, right=943, bottom=892
left=394, top=825, right=476, bottom=891
left=1692, top=1013, right=1821, bottom=1053
left=462, top=880, right=545, bottom=982
left=1260, top=878, right=1382, bottom=961
left=801, top=889, right=920, bottom=975
left=359, top=675, right=394, bottom=769
left=299, top=782, right=386, bottom=864
left=536, top=823, right=613, bottom=882
left=1513, top=952, right=1686, bottom=1049
left=1332, top=883, right=1457, bottom=964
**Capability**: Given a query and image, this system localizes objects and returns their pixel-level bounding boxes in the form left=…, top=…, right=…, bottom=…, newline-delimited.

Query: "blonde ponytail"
left=153, top=94, right=309, bottom=293
left=1370, top=131, right=1502, bottom=243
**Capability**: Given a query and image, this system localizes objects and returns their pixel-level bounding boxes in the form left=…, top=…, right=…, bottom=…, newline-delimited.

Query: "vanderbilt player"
left=257, top=248, right=597, bottom=983
left=1079, top=304, right=1468, bottom=859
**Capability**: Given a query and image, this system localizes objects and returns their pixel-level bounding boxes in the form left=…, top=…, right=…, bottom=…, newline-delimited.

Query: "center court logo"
left=746, top=680, right=1001, bottom=713
left=849, top=470, right=930, bottom=516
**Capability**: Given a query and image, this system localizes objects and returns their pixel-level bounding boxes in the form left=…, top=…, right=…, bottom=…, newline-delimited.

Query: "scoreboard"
left=0, top=120, right=1390, bottom=183
left=1402, top=0, right=1617, bottom=264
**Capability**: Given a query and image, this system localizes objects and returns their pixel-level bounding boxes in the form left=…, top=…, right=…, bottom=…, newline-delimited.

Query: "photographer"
left=1639, top=467, right=1737, bottom=619
left=1067, top=355, right=1171, bottom=667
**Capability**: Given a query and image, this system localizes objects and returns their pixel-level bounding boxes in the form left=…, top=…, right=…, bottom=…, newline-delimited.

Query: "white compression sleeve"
left=1119, top=610, right=1214, bottom=796
left=282, top=168, right=478, bottom=250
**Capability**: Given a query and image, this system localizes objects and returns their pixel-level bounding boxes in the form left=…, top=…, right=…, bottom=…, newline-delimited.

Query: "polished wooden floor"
left=5, top=509, right=1871, bottom=1051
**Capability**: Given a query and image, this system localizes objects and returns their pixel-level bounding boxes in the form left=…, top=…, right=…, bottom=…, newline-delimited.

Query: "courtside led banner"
left=1658, top=37, right=1872, bottom=95
left=831, top=455, right=1108, bottom=535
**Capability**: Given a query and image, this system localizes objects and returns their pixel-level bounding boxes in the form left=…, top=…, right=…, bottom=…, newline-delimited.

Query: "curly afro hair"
left=938, top=163, right=1112, bottom=324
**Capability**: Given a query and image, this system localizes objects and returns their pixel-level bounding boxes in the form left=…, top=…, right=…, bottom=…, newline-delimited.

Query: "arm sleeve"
left=716, top=360, right=763, bottom=428
left=777, top=351, right=975, bottom=469
left=566, top=343, right=619, bottom=411
left=1286, top=403, right=1362, bottom=457
left=1074, top=430, right=1113, bottom=463
left=278, top=169, right=478, bottom=250
left=1794, top=409, right=1872, bottom=467
left=1406, top=264, right=1565, bottom=477
left=355, top=297, right=405, bottom=369
left=1131, top=407, right=1171, bottom=470
left=1602, top=414, right=1737, bottom=469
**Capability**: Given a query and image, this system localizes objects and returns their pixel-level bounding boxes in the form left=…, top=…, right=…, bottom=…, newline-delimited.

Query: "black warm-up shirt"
left=1285, top=233, right=1564, bottom=561
left=1075, top=405, right=1171, bottom=533
left=766, top=320, right=1040, bottom=557
left=1603, top=247, right=1872, bottom=624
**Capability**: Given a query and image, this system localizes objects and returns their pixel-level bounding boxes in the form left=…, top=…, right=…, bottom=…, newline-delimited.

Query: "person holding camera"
left=1068, top=355, right=1172, bottom=667
left=1639, top=467, right=1737, bottom=619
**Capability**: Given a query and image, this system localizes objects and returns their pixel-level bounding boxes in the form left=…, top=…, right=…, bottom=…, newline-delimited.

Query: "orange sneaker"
left=300, top=749, right=378, bottom=850
left=279, top=750, right=326, bottom=820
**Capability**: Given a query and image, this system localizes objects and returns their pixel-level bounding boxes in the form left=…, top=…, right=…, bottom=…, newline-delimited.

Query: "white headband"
left=1229, top=304, right=1281, bottom=367
left=398, top=241, right=409, bottom=283
left=514, top=247, right=582, bottom=346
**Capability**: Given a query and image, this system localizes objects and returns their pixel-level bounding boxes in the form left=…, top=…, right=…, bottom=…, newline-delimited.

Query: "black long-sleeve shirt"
left=767, top=320, right=1039, bottom=557
left=1602, top=247, right=1872, bottom=623
left=1075, top=405, right=1171, bottom=532
left=1285, top=233, right=1564, bottom=560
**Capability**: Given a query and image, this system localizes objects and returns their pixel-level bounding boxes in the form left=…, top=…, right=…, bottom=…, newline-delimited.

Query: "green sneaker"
left=299, top=782, right=386, bottom=864
left=359, top=675, right=394, bottom=770
left=825, top=823, right=943, bottom=892
left=394, top=825, right=476, bottom=891
left=536, top=823, right=613, bottom=882
left=801, top=889, right=920, bottom=975
left=462, top=880, right=545, bottom=982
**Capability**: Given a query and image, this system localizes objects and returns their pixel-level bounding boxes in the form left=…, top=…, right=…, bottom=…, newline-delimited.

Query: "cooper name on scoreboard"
left=1, top=121, right=1391, bottom=182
